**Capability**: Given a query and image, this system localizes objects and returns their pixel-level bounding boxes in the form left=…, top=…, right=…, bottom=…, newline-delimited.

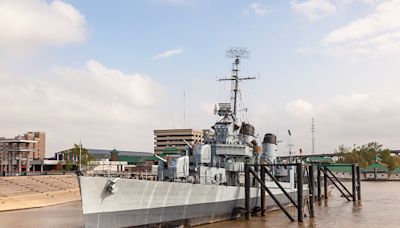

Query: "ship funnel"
left=262, top=133, right=277, bottom=164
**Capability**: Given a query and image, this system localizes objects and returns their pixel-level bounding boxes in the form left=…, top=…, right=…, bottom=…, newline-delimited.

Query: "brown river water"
left=0, top=181, right=399, bottom=228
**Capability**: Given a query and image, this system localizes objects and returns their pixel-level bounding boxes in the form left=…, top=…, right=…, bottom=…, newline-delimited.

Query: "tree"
left=335, top=144, right=351, bottom=154
left=335, top=142, right=398, bottom=169
left=380, top=149, right=399, bottom=170
left=64, top=161, right=74, bottom=171
left=70, top=144, right=95, bottom=166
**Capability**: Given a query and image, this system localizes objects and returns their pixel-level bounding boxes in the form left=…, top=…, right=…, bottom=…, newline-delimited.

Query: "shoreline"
left=0, top=175, right=80, bottom=212
left=0, top=188, right=80, bottom=212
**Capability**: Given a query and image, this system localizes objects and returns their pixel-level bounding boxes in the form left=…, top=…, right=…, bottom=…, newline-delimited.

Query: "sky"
left=1, top=0, right=400, bottom=157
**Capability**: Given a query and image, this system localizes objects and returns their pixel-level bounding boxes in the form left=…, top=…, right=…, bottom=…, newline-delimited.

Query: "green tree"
left=71, top=144, right=95, bottom=166
left=64, top=161, right=74, bottom=171
left=380, top=149, right=398, bottom=170
left=335, top=142, right=398, bottom=169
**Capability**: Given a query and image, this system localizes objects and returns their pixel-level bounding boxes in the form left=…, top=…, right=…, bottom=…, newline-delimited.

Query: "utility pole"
left=311, top=118, right=316, bottom=155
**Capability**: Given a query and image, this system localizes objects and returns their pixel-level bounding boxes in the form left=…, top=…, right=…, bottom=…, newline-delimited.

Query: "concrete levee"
left=0, top=175, right=80, bottom=211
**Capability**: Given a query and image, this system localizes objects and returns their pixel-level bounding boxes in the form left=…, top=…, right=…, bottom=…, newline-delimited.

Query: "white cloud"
left=285, top=92, right=400, bottom=153
left=0, top=0, right=87, bottom=51
left=248, top=3, right=271, bottom=16
left=291, top=0, right=337, bottom=20
left=286, top=99, right=315, bottom=119
left=0, top=60, right=163, bottom=155
left=337, top=0, right=382, bottom=6
left=153, top=49, right=183, bottom=60
left=53, top=60, right=160, bottom=107
left=320, top=0, right=400, bottom=57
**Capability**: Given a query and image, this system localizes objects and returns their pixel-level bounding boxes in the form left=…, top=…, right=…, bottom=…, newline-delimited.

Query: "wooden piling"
left=356, top=164, right=361, bottom=201
left=245, top=163, right=251, bottom=220
left=323, top=166, right=328, bottom=199
left=296, top=163, right=304, bottom=222
left=351, top=164, right=356, bottom=201
left=260, top=165, right=266, bottom=216
left=309, top=164, right=315, bottom=217
left=317, top=164, right=321, bottom=200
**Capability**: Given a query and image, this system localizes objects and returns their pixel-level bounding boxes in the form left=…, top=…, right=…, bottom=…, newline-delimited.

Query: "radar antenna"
left=218, top=47, right=255, bottom=122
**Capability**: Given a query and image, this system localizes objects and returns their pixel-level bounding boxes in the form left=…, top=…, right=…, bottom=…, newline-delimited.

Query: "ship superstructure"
left=157, top=48, right=263, bottom=187
left=78, top=49, right=296, bottom=228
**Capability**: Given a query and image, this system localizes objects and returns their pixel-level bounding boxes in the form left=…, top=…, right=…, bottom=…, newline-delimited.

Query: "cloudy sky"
left=1, top=0, right=399, bottom=156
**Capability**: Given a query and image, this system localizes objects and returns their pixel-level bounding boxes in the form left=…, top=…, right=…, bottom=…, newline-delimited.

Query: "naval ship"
left=78, top=48, right=298, bottom=228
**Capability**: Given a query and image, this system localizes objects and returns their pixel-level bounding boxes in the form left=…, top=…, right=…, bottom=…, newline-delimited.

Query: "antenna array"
left=218, top=47, right=255, bottom=122
left=226, top=47, right=249, bottom=59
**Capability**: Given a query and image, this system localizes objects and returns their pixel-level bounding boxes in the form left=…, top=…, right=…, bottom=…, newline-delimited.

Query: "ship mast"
left=219, top=47, right=256, bottom=122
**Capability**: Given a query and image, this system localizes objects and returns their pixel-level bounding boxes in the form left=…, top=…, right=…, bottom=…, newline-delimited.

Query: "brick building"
left=0, top=132, right=45, bottom=176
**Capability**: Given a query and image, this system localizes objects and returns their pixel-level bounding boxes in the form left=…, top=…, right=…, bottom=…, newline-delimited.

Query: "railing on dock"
left=316, top=163, right=362, bottom=202
left=244, top=162, right=361, bottom=223
left=244, top=163, right=307, bottom=222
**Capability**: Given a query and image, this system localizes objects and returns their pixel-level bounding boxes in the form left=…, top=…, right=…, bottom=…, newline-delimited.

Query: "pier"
left=244, top=162, right=362, bottom=223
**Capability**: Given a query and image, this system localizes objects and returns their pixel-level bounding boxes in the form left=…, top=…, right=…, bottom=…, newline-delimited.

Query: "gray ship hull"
left=79, top=176, right=297, bottom=228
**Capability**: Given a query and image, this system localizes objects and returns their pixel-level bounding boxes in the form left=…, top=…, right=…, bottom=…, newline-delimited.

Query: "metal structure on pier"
left=243, top=162, right=362, bottom=223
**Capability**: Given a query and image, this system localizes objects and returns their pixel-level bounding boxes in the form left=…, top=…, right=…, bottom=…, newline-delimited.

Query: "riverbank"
left=0, top=175, right=80, bottom=211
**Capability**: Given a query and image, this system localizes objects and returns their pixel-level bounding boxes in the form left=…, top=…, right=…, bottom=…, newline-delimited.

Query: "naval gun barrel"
left=154, top=154, right=167, bottom=163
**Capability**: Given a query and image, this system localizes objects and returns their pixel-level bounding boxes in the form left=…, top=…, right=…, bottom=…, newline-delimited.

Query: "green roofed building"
left=306, top=156, right=333, bottom=164
left=117, top=148, right=179, bottom=165
left=55, top=148, right=153, bottom=164
left=364, top=163, right=389, bottom=180
left=392, top=167, right=400, bottom=174
left=389, top=167, right=400, bottom=180
left=325, top=163, right=353, bottom=179
left=364, top=163, right=389, bottom=172
left=163, top=147, right=180, bottom=154
left=326, top=164, right=352, bottom=173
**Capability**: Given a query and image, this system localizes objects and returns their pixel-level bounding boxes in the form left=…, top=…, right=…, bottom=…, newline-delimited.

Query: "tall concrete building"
left=23, top=132, right=46, bottom=160
left=0, top=132, right=45, bottom=175
left=153, top=129, right=204, bottom=154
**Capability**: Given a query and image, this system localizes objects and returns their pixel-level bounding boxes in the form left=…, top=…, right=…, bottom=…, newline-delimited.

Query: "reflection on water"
left=0, top=182, right=399, bottom=228
left=202, top=181, right=400, bottom=228
left=0, top=201, right=83, bottom=228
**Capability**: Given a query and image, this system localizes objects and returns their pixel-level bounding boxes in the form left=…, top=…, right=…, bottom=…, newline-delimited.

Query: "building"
left=364, top=163, right=389, bottom=180
left=389, top=167, right=400, bottom=180
left=90, top=160, right=128, bottom=173
left=0, top=132, right=45, bottom=176
left=24, top=132, right=46, bottom=160
left=326, top=164, right=353, bottom=179
left=55, top=148, right=152, bottom=164
left=54, top=148, right=155, bottom=174
left=153, top=129, right=204, bottom=154
left=0, top=139, right=36, bottom=176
